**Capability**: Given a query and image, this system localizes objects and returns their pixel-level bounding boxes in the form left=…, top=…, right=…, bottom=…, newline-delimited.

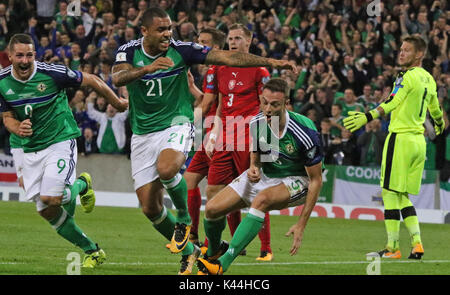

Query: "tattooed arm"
left=204, top=50, right=298, bottom=73
left=112, top=57, right=174, bottom=87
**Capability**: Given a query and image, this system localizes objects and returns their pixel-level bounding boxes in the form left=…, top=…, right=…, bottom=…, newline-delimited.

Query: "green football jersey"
left=250, top=111, right=323, bottom=178
left=379, top=67, right=441, bottom=134
left=114, top=38, right=210, bottom=135
left=0, top=62, right=82, bottom=152
left=9, top=133, right=21, bottom=149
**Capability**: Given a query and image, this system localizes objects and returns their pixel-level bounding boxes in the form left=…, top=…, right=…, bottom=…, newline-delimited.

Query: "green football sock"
left=151, top=206, right=176, bottom=241
left=204, top=216, right=226, bottom=257
left=400, top=193, right=422, bottom=246
left=50, top=207, right=97, bottom=253
left=151, top=207, right=194, bottom=255
left=161, top=174, right=191, bottom=225
left=382, top=189, right=400, bottom=251
left=219, top=209, right=264, bottom=272
left=62, top=179, right=87, bottom=216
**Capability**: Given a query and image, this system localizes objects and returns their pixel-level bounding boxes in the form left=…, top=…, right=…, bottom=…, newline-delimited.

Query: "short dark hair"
left=8, top=34, right=34, bottom=51
left=403, top=35, right=427, bottom=54
left=199, top=28, right=226, bottom=49
left=228, top=23, right=252, bottom=39
left=263, top=78, right=289, bottom=98
left=141, top=7, right=169, bottom=28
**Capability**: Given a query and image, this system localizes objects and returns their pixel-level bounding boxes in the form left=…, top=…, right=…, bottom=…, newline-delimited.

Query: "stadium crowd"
left=0, top=0, right=448, bottom=174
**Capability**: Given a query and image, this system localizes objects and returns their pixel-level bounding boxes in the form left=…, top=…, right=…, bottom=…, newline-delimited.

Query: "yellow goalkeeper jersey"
left=379, top=67, right=442, bottom=134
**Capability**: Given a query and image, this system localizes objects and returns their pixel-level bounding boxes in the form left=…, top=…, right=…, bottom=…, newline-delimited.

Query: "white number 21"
left=146, top=79, right=163, bottom=96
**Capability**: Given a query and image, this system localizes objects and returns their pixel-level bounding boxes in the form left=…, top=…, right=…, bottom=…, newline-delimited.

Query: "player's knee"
left=205, top=201, right=222, bottom=220
left=157, top=164, right=178, bottom=181
left=252, top=194, right=271, bottom=212
left=141, top=204, right=162, bottom=220
left=40, top=195, right=62, bottom=207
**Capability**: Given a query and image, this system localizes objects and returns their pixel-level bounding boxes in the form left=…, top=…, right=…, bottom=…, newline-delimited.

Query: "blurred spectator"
left=86, top=93, right=128, bottom=154
left=78, top=127, right=99, bottom=156
left=320, top=118, right=341, bottom=164
left=357, top=119, right=387, bottom=166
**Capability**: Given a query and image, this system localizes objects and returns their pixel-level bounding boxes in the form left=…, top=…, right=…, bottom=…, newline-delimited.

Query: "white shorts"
left=228, top=169, right=309, bottom=208
left=23, top=139, right=78, bottom=211
left=131, top=123, right=195, bottom=190
left=10, top=148, right=24, bottom=179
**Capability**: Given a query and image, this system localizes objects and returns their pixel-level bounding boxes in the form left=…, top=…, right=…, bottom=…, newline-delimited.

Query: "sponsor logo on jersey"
left=37, top=83, right=47, bottom=92
left=231, top=72, right=238, bottom=78
left=137, top=60, right=144, bottom=66
left=306, top=146, right=316, bottom=159
left=262, top=76, right=270, bottom=84
left=228, top=80, right=236, bottom=90
left=6, top=89, right=15, bottom=95
left=67, top=69, right=77, bottom=78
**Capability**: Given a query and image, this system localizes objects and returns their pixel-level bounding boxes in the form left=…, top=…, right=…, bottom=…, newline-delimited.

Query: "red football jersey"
left=214, top=66, right=270, bottom=150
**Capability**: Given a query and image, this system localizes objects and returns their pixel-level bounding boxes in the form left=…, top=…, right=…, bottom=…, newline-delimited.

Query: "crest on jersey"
left=228, top=80, right=236, bottom=90
left=206, top=74, right=214, bottom=83
left=394, top=76, right=404, bottom=88
left=37, top=83, right=47, bottom=92
left=262, top=76, right=270, bottom=84
left=285, top=143, right=295, bottom=154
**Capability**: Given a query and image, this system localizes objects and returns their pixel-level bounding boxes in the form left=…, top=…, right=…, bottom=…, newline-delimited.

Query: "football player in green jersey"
left=111, top=7, right=297, bottom=274
left=0, top=34, right=128, bottom=269
left=197, top=78, right=323, bottom=275
left=344, top=35, right=445, bottom=260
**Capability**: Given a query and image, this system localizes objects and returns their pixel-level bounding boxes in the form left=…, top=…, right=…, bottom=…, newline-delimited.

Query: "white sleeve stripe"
left=289, top=120, right=314, bottom=147
left=287, top=123, right=313, bottom=149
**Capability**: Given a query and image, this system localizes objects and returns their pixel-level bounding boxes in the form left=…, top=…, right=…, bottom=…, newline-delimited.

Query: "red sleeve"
left=202, top=66, right=218, bottom=94
left=256, top=67, right=271, bottom=95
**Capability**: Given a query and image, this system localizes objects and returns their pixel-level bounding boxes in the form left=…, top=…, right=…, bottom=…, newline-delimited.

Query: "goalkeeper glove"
left=433, top=116, right=445, bottom=136
left=343, top=110, right=380, bottom=132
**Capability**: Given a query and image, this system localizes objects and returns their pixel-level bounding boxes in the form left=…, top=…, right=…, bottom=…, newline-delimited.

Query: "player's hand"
left=205, top=133, right=217, bottom=159
left=18, top=119, right=33, bottom=137
left=114, top=97, right=129, bottom=112
left=343, top=111, right=368, bottom=133
left=269, top=59, right=298, bottom=74
left=247, top=165, right=261, bottom=183
left=285, top=223, right=304, bottom=256
left=434, top=116, right=445, bottom=135
left=144, top=57, right=174, bottom=74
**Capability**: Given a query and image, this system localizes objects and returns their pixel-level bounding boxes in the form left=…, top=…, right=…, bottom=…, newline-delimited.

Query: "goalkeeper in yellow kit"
left=344, top=36, right=445, bottom=260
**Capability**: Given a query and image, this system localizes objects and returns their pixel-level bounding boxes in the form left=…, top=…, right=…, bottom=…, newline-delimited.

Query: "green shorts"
left=380, top=132, right=426, bottom=195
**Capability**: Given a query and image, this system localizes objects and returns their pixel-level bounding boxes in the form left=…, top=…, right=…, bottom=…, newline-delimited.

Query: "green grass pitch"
left=1, top=201, right=450, bottom=275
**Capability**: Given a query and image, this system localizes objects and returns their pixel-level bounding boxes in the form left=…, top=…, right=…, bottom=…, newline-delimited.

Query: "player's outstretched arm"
left=2, top=111, right=33, bottom=137
left=285, top=161, right=322, bottom=255
left=82, top=72, right=128, bottom=112
left=111, top=57, right=174, bottom=87
left=205, top=50, right=298, bottom=74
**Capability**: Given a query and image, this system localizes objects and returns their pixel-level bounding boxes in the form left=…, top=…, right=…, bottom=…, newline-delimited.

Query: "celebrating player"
left=111, top=7, right=296, bottom=275
left=203, top=24, right=273, bottom=261
left=344, top=35, right=444, bottom=259
left=197, top=78, right=323, bottom=274
left=0, top=34, right=128, bottom=268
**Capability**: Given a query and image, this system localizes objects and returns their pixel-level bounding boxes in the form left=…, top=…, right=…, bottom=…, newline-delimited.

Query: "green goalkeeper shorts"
left=380, top=132, right=426, bottom=195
